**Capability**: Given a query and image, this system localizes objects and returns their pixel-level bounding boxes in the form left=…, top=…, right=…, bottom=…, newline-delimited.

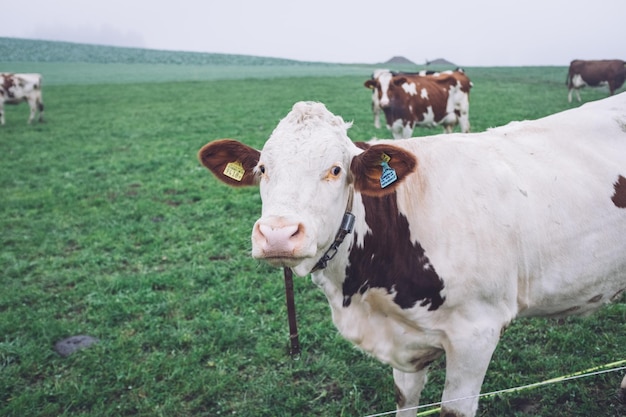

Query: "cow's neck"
left=310, top=186, right=355, bottom=273
left=317, top=190, right=446, bottom=312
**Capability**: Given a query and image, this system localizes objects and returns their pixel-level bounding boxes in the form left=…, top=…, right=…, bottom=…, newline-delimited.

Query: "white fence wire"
left=363, top=360, right=626, bottom=417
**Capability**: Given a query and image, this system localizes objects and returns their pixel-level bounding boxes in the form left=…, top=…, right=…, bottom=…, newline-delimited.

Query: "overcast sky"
left=2, top=0, right=624, bottom=66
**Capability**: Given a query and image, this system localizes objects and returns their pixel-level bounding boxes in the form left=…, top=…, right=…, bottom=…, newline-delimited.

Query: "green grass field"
left=1, top=39, right=624, bottom=417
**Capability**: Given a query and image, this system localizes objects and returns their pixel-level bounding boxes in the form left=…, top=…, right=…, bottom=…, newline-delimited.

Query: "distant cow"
left=567, top=59, right=626, bottom=102
left=0, top=73, right=45, bottom=125
left=199, top=97, right=626, bottom=417
left=367, top=69, right=436, bottom=129
left=364, top=69, right=471, bottom=138
left=368, top=68, right=390, bottom=129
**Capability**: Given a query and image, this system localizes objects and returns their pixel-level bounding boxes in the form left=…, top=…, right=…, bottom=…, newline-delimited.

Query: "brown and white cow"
left=367, top=69, right=437, bottom=129
left=0, top=73, right=45, bottom=125
left=198, top=97, right=626, bottom=417
left=368, top=68, right=390, bottom=129
left=567, top=59, right=626, bottom=102
left=364, top=69, right=471, bottom=138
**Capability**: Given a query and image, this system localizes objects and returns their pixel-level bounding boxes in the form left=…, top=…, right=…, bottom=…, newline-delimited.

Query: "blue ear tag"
left=380, top=161, right=397, bottom=188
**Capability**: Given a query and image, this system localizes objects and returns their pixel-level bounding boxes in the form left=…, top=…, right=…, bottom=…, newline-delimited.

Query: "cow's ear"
left=350, top=144, right=417, bottom=197
left=198, top=139, right=261, bottom=187
left=393, top=76, right=407, bottom=86
left=364, top=79, right=376, bottom=89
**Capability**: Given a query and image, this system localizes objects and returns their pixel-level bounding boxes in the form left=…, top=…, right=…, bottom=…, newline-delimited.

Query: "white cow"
left=199, top=96, right=626, bottom=417
left=0, top=73, right=45, bottom=125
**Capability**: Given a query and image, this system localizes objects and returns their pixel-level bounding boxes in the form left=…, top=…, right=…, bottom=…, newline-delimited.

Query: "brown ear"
left=393, top=76, right=407, bottom=86
left=350, top=144, right=417, bottom=197
left=364, top=79, right=377, bottom=89
left=198, top=139, right=260, bottom=187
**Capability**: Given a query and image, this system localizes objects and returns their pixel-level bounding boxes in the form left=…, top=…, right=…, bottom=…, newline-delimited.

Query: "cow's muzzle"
left=252, top=218, right=312, bottom=266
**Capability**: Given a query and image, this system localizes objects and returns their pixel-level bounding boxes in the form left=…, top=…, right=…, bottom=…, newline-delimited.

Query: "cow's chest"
left=319, top=281, right=444, bottom=373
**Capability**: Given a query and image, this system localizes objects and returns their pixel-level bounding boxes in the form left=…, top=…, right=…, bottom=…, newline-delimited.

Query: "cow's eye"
left=258, top=164, right=266, bottom=174
left=324, top=165, right=342, bottom=181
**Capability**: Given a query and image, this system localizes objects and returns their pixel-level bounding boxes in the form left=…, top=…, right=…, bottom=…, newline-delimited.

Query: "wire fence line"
left=363, top=360, right=626, bottom=417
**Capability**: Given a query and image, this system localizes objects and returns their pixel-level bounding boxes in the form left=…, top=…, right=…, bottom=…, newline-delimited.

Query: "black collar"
left=310, top=187, right=355, bottom=273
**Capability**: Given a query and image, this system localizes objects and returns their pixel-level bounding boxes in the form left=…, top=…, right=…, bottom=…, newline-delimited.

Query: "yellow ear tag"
left=381, top=152, right=391, bottom=163
left=223, top=161, right=245, bottom=181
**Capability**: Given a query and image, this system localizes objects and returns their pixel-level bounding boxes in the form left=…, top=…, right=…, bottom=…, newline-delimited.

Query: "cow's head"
left=364, top=70, right=398, bottom=108
left=199, top=101, right=416, bottom=276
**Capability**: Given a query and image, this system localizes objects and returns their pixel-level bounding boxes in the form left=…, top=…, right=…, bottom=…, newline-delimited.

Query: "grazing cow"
left=198, top=97, right=626, bottom=417
left=567, top=59, right=626, bottom=102
left=364, top=69, right=471, bottom=138
left=367, top=69, right=437, bottom=129
left=0, top=73, right=45, bottom=125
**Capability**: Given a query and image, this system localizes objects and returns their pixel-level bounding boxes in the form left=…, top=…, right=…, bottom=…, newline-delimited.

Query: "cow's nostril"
left=292, top=223, right=304, bottom=238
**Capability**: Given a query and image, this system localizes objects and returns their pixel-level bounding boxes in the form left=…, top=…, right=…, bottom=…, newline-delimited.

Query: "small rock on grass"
left=54, top=335, right=99, bottom=357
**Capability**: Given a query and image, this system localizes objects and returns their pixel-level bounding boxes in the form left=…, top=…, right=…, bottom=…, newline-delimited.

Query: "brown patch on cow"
left=410, top=349, right=443, bottom=371
left=1, top=74, right=16, bottom=98
left=587, top=294, right=603, bottom=303
left=343, top=191, right=445, bottom=310
left=611, top=175, right=626, bottom=208
left=395, top=383, right=406, bottom=408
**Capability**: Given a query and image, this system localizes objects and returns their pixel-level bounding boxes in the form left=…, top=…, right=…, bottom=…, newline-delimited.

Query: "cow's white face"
left=198, top=101, right=417, bottom=277
left=251, top=102, right=359, bottom=275
left=377, top=71, right=394, bottom=108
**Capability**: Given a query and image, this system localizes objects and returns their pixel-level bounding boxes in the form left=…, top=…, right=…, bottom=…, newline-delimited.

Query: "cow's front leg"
left=439, top=321, right=502, bottom=417
left=393, top=368, right=429, bottom=417
left=27, top=99, right=37, bottom=124
left=373, top=104, right=381, bottom=129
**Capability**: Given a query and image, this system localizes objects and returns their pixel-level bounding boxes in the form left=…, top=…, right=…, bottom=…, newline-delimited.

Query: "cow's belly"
left=518, top=271, right=626, bottom=318
left=4, top=98, right=25, bottom=105
left=571, top=74, right=587, bottom=88
left=413, top=106, right=440, bottom=128
left=325, top=287, right=445, bottom=372
left=572, top=74, right=609, bottom=88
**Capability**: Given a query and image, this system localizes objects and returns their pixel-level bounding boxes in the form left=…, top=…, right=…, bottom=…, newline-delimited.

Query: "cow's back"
left=391, top=92, right=626, bottom=317
left=409, top=75, right=455, bottom=122
left=568, top=59, right=626, bottom=87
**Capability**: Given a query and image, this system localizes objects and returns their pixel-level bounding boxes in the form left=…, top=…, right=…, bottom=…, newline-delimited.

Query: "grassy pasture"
left=1, top=49, right=625, bottom=417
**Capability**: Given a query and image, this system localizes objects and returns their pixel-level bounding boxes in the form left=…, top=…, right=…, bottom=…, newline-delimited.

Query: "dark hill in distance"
left=426, top=58, right=456, bottom=66
left=382, top=56, right=457, bottom=67
left=383, top=56, right=416, bottom=65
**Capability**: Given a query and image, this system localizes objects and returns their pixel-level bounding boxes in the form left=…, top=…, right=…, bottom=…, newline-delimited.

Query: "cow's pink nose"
left=253, top=222, right=305, bottom=258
